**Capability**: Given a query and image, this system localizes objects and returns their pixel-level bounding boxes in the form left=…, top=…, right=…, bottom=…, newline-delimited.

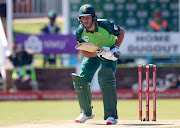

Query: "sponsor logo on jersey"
left=83, top=36, right=89, bottom=42
left=114, top=24, right=118, bottom=30
left=98, top=33, right=102, bottom=38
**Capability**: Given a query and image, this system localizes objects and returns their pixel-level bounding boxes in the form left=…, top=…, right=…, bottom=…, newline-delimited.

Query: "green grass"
left=13, top=22, right=62, bottom=35
left=0, top=99, right=179, bottom=121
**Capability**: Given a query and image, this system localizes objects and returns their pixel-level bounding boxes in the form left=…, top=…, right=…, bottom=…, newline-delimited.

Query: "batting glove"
left=110, top=45, right=121, bottom=59
left=97, top=47, right=111, bottom=59
left=97, top=47, right=119, bottom=61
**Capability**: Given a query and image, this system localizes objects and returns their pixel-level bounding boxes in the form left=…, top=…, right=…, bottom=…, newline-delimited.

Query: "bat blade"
left=75, top=43, right=104, bottom=54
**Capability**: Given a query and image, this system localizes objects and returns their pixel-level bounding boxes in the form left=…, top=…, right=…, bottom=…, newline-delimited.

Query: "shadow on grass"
left=122, top=123, right=171, bottom=126
left=95, top=123, right=171, bottom=127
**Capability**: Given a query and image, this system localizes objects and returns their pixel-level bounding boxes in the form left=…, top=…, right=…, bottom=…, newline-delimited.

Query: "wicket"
left=138, top=64, right=156, bottom=121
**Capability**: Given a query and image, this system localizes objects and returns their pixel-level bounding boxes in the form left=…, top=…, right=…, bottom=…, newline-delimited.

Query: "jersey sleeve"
left=75, top=24, right=85, bottom=44
left=98, top=21, right=120, bottom=36
left=111, top=22, right=121, bottom=36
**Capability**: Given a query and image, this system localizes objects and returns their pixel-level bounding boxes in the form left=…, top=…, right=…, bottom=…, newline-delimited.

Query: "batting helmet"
left=78, top=4, right=96, bottom=17
left=78, top=4, right=97, bottom=25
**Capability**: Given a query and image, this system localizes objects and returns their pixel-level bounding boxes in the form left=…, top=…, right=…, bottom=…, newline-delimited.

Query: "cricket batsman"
left=72, top=4, right=125, bottom=125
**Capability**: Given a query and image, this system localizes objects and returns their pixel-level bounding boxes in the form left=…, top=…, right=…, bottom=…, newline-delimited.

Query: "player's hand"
left=110, top=45, right=121, bottom=59
left=97, top=47, right=111, bottom=59
left=97, top=47, right=119, bottom=61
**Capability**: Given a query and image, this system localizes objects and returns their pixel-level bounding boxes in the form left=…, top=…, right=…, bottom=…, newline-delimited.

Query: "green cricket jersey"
left=76, top=20, right=120, bottom=47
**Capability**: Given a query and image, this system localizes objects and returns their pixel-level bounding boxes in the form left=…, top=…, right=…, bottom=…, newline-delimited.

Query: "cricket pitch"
left=0, top=120, right=180, bottom=128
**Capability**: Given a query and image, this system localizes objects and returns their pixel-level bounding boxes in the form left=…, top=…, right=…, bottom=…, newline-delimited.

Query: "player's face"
left=81, top=16, right=93, bottom=28
left=154, top=13, right=162, bottom=23
left=49, top=17, right=56, bottom=25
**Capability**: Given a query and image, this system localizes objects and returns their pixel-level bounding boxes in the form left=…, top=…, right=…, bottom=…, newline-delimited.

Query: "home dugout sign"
left=120, top=32, right=180, bottom=56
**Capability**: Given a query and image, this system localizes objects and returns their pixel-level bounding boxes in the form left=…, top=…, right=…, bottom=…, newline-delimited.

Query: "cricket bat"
left=75, top=43, right=104, bottom=54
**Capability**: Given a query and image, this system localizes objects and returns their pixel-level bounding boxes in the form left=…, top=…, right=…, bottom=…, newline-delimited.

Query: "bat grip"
left=113, top=51, right=121, bottom=58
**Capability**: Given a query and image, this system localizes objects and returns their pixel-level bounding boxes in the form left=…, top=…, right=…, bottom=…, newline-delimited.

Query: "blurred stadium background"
left=0, top=0, right=180, bottom=101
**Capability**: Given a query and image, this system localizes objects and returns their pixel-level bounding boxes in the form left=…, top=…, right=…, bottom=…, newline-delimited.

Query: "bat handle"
left=113, top=51, right=121, bottom=58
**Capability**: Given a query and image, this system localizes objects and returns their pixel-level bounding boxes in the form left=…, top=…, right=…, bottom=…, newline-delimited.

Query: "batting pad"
left=72, top=73, right=92, bottom=116
left=98, top=68, right=118, bottom=120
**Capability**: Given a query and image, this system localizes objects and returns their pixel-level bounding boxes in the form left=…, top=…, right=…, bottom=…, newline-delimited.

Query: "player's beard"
left=83, top=20, right=94, bottom=30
